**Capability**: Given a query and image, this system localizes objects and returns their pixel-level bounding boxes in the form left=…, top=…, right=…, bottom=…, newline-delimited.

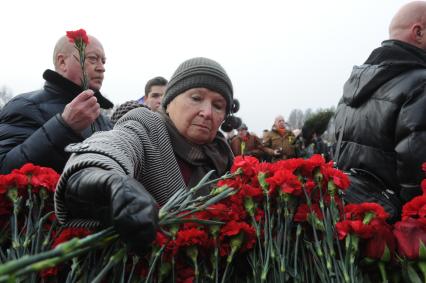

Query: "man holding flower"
left=0, top=31, right=113, bottom=174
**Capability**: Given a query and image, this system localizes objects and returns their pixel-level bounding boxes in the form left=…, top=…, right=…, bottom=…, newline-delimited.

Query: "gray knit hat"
left=162, top=57, right=234, bottom=114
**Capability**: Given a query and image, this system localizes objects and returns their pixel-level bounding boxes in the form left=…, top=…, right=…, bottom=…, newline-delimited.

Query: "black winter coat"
left=0, top=70, right=113, bottom=174
left=335, top=40, right=426, bottom=203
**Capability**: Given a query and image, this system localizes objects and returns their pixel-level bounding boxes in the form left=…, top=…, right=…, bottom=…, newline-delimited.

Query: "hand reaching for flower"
left=64, top=167, right=159, bottom=254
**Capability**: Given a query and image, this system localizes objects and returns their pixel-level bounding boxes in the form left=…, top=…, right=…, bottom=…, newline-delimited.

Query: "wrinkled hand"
left=65, top=168, right=159, bottom=254
left=62, top=90, right=100, bottom=133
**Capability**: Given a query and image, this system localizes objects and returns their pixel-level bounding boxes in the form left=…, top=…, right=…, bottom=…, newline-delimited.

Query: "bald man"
left=334, top=1, right=426, bottom=219
left=0, top=33, right=113, bottom=174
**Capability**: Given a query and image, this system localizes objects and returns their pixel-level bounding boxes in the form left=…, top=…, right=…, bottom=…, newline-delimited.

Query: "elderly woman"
left=54, top=57, right=240, bottom=254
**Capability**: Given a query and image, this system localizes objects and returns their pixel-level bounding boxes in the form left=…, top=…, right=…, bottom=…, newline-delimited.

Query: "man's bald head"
left=52, top=34, right=106, bottom=90
left=389, top=1, right=426, bottom=49
left=53, top=35, right=103, bottom=70
left=53, top=36, right=74, bottom=70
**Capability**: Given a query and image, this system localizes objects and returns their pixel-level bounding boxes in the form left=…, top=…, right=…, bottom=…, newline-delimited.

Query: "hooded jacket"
left=0, top=70, right=113, bottom=174
left=335, top=40, right=426, bottom=203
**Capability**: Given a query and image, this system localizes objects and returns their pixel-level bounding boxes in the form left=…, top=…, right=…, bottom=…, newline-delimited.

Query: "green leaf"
left=406, top=263, right=422, bottom=283
left=419, top=241, right=426, bottom=260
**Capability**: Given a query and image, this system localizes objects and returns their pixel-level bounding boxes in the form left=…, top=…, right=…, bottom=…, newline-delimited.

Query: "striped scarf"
left=160, top=111, right=234, bottom=192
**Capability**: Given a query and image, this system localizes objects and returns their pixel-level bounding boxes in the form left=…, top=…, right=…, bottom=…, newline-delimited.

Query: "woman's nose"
left=199, top=102, right=213, bottom=118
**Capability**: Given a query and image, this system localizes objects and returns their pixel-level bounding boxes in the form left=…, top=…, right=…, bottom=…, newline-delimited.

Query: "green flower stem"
left=172, top=257, right=176, bottom=283
left=2, top=245, right=93, bottom=282
left=0, top=227, right=116, bottom=277
left=221, top=247, right=237, bottom=283
left=145, top=244, right=166, bottom=283
left=34, top=211, right=54, bottom=256
left=293, top=224, right=302, bottom=277
left=159, top=187, right=235, bottom=223
left=418, top=261, right=426, bottom=282
left=160, top=218, right=224, bottom=226
left=214, top=245, right=219, bottom=283
left=378, top=261, right=388, bottom=283
left=251, top=215, right=264, bottom=266
left=65, top=257, right=80, bottom=283
left=261, top=193, right=273, bottom=282
left=346, top=234, right=359, bottom=282
left=24, top=186, right=34, bottom=255
left=159, top=170, right=237, bottom=219
left=91, top=248, right=126, bottom=283
left=186, top=246, right=199, bottom=283
left=125, top=255, right=139, bottom=283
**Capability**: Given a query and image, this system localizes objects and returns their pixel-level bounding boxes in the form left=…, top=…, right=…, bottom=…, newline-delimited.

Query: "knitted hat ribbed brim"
left=162, top=57, right=233, bottom=114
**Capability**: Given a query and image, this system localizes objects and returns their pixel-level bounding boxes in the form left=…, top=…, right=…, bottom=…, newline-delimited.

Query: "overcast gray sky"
left=0, top=0, right=413, bottom=135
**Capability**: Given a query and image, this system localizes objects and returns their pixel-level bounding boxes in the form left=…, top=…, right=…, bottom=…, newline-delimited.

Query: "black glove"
left=65, top=168, right=159, bottom=254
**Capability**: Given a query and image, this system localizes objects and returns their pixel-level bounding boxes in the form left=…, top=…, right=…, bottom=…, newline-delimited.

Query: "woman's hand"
left=64, top=168, right=158, bottom=255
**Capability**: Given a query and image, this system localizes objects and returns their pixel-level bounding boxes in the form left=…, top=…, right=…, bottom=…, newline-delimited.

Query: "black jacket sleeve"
left=65, top=167, right=159, bottom=254
left=0, top=97, right=82, bottom=174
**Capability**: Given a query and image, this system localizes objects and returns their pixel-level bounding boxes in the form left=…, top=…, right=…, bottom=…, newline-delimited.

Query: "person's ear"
left=413, top=25, right=423, bottom=42
left=56, top=53, right=67, bottom=72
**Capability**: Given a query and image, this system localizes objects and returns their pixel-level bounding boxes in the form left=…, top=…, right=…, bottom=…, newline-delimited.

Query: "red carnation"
left=328, top=168, right=350, bottom=190
left=335, top=220, right=374, bottom=240
left=40, top=266, right=58, bottom=279
left=344, top=203, right=389, bottom=222
left=254, top=162, right=272, bottom=175
left=294, top=203, right=323, bottom=222
left=66, top=29, right=89, bottom=44
left=0, top=172, right=28, bottom=195
left=231, top=155, right=259, bottom=178
left=300, top=154, right=326, bottom=176
left=219, top=221, right=256, bottom=256
left=239, top=184, right=263, bottom=199
left=393, top=218, right=426, bottom=260
left=271, top=158, right=304, bottom=173
left=16, top=163, right=40, bottom=175
left=203, top=203, right=232, bottom=222
left=154, top=231, right=170, bottom=247
left=173, top=228, right=209, bottom=256
left=402, top=195, right=426, bottom=225
left=266, top=169, right=302, bottom=197
left=362, top=220, right=395, bottom=261
left=30, top=167, right=60, bottom=192
left=51, top=227, right=92, bottom=249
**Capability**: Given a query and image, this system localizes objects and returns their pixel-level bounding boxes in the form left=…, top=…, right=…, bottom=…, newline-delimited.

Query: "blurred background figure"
left=263, top=115, right=296, bottom=162
left=110, top=76, right=168, bottom=124
left=230, top=123, right=265, bottom=159
left=139, top=76, right=168, bottom=111
left=300, top=109, right=334, bottom=160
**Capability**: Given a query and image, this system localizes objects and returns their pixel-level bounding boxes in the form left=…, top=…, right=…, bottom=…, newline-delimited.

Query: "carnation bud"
left=244, top=197, right=255, bottom=217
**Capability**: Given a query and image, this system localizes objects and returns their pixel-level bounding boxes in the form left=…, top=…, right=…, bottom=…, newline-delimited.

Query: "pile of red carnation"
left=0, top=158, right=425, bottom=283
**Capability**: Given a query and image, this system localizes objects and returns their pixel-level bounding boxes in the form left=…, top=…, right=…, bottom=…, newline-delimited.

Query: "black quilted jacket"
left=335, top=40, right=426, bottom=203
left=0, top=70, right=113, bottom=174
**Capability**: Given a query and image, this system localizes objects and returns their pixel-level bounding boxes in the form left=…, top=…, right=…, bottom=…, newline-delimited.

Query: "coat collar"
left=42, top=69, right=114, bottom=109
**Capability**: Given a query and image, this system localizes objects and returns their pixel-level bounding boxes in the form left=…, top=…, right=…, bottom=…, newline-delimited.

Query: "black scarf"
left=159, top=111, right=234, bottom=190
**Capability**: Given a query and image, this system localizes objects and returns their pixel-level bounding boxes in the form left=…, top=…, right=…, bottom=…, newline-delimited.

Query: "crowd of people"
left=0, top=1, right=425, bottom=253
